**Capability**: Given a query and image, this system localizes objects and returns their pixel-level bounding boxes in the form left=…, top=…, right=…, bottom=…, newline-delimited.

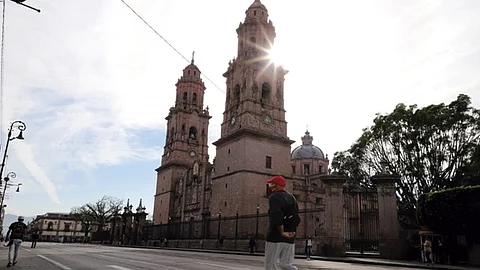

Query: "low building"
left=31, top=212, right=101, bottom=242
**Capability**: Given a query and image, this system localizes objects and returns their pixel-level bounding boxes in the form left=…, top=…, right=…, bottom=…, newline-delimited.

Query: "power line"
left=119, top=0, right=225, bottom=94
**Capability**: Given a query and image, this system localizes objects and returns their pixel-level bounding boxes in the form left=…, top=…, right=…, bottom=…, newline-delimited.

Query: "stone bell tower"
left=153, top=53, right=211, bottom=225
left=211, top=0, right=294, bottom=217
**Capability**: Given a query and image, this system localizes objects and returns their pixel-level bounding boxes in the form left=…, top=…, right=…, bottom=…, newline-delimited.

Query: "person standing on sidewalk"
left=423, top=237, right=433, bottom=264
left=264, top=175, right=301, bottom=270
left=5, top=216, right=27, bottom=267
left=31, top=231, right=39, bottom=248
left=305, top=237, right=313, bottom=260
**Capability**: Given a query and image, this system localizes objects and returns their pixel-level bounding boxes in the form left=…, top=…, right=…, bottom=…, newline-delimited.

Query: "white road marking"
left=37, top=255, right=72, bottom=270
left=108, top=266, right=133, bottom=270
left=95, top=254, right=185, bottom=270
left=196, top=262, right=252, bottom=269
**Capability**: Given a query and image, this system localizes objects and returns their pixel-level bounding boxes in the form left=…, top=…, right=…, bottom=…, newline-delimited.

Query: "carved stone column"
left=371, top=174, right=401, bottom=259
left=321, top=174, right=347, bottom=257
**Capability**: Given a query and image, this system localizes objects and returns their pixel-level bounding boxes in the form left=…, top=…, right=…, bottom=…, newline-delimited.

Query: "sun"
left=267, top=47, right=284, bottom=66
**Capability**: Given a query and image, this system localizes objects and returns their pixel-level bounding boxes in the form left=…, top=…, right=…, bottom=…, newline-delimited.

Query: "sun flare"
left=267, top=48, right=284, bottom=66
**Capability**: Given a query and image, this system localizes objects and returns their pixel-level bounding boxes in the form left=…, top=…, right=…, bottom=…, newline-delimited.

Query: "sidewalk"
left=109, top=244, right=478, bottom=270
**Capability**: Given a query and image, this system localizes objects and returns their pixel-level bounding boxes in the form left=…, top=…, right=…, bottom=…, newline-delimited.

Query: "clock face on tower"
left=230, top=116, right=236, bottom=125
left=264, top=115, right=272, bottom=124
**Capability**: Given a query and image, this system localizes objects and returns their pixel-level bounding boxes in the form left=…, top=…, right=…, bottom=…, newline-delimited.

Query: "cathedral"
left=153, top=0, right=329, bottom=226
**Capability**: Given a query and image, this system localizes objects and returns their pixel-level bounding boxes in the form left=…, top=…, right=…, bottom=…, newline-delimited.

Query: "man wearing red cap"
left=264, top=175, right=300, bottom=270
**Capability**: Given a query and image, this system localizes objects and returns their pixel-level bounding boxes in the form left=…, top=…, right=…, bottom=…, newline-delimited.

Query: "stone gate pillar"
left=371, top=174, right=401, bottom=259
left=321, top=174, right=347, bottom=257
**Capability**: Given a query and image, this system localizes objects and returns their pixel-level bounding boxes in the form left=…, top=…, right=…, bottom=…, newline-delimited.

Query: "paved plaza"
left=0, top=242, right=436, bottom=270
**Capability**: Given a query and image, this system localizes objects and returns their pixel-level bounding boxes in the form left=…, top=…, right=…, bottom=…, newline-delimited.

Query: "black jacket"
left=266, top=191, right=300, bottom=243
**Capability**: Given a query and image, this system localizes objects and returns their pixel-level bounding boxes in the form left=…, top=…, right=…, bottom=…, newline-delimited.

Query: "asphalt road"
left=0, top=242, right=429, bottom=269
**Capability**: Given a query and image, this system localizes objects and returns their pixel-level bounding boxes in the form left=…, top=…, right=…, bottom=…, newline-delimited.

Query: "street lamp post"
left=0, top=121, right=26, bottom=181
left=0, top=171, right=21, bottom=234
left=217, top=210, right=221, bottom=240
left=255, top=204, right=260, bottom=240
left=8, top=0, right=41, bottom=13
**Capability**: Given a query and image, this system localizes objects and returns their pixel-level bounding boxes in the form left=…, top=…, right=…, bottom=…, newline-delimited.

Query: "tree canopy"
left=70, top=196, right=123, bottom=234
left=332, top=94, right=480, bottom=225
left=418, top=185, right=480, bottom=240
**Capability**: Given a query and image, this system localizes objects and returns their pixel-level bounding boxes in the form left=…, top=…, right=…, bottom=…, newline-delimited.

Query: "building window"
left=261, top=82, right=271, bottom=104
left=233, top=84, right=240, bottom=105
left=188, top=70, right=190, bottom=75
left=225, top=183, right=228, bottom=188
left=265, top=156, right=272, bottom=169
left=303, top=164, right=310, bottom=175
left=224, top=201, right=227, bottom=207
left=182, top=124, right=186, bottom=132
left=227, top=167, right=230, bottom=171
left=64, top=222, right=71, bottom=232
left=292, top=165, right=296, bottom=174
left=254, top=10, right=257, bottom=16
left=47, top=222, right=53, bottom=231
left=319, top=165, right=323, bottom=173
left=192, top=93, right=197, bottom=104
left=183, top=92, right=188, bottom=102
left=189, top=126, right=197, bottom=139
left=194, top=71, right=197, bottom=76
left=228, top=149, right=231, bottom=154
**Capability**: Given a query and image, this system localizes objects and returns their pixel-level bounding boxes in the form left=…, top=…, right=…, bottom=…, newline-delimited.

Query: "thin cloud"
left=13, top=143, right=60, bottom=204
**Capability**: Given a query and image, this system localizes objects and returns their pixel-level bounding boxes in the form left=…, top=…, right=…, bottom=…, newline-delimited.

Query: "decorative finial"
left=191, top=51, right=195, bottom=64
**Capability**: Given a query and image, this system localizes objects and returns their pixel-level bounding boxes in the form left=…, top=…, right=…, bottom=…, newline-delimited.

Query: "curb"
left=101, top=244, right=467, bottom=270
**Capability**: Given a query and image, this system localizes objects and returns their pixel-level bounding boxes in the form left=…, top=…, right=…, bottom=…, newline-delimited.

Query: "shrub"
left=418, top=185, right=480, bottom=237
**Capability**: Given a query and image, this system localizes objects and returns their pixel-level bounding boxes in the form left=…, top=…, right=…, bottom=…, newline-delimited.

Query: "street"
left=0, top=242, right=430, bottom=270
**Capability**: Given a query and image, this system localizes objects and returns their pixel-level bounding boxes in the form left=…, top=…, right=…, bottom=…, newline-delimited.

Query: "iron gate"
left=344, top=190, right=379, bottom=254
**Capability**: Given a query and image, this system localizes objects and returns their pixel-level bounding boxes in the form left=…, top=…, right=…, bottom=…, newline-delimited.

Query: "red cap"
left=267, top=175, right=286, bottom=187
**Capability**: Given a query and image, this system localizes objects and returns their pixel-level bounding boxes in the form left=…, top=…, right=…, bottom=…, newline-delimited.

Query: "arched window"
left=188, top=70, right=190, bottom=75
left=233, top=84, right=240, bottom=105
left=170, top=127, right=175, bottom=141
left=47, top=222, right=53, bottom=231
left=192, top=93, right=197, bottom=105
left=182, top=124, right=186, bottom=132
left=183, top=92, right=188, bottom=102
left=261, top=82, right=271, bottom=104
left=189, top=126, right=197, bottom=140
left=201, top=128, right=205, bottom=136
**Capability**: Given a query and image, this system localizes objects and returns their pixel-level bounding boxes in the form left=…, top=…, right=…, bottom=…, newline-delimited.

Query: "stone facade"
left=153, top=0, right=330, bottom=228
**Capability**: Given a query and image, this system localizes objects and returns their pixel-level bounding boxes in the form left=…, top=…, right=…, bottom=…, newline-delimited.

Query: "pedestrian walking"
left=423, top=237, right=433, bottom=264
left=249, top=236, right=256, bottom=254
left=31, top=231, right=39, bottom=248
left=5, top=216, right=27, bottom=267
left=305, top=237, right=313, bottom=260
left=264, top=175, right=301, bottom=270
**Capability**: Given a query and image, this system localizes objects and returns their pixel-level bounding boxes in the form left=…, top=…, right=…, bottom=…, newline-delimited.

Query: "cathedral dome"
left=291, top=131, right=325, bottom=160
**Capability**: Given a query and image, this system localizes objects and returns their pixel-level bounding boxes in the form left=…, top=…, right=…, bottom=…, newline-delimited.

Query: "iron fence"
left=143, top=208, right=323, bottom=242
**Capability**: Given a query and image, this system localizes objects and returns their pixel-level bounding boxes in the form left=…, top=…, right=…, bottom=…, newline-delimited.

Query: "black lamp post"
left=255, top=204, right=260, bottom=240
left=217, top=210, right=221, bottom=240
left=0, top=121, right=26, bottom=182
left=8, top=0, right=41, bottom=12
left=0, top=171, right=21, bottom=234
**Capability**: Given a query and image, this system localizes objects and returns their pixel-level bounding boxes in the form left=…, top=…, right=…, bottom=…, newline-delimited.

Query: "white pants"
left=264, top=242, right=298, bottom=270
left=8, top=239, right=22, bottom=264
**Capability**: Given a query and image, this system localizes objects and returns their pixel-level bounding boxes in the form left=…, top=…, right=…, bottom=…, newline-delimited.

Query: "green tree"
left=71, top=196, right=123, bottom=236
left=333, top=94, right=480, bottom=225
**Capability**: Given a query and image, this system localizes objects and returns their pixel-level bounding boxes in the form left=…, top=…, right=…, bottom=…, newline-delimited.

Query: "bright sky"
left=1, top=0, right=479, bottom=217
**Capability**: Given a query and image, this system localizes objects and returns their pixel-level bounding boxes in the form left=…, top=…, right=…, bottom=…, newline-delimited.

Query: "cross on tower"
left=191, top=51, right=195, bottom=64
